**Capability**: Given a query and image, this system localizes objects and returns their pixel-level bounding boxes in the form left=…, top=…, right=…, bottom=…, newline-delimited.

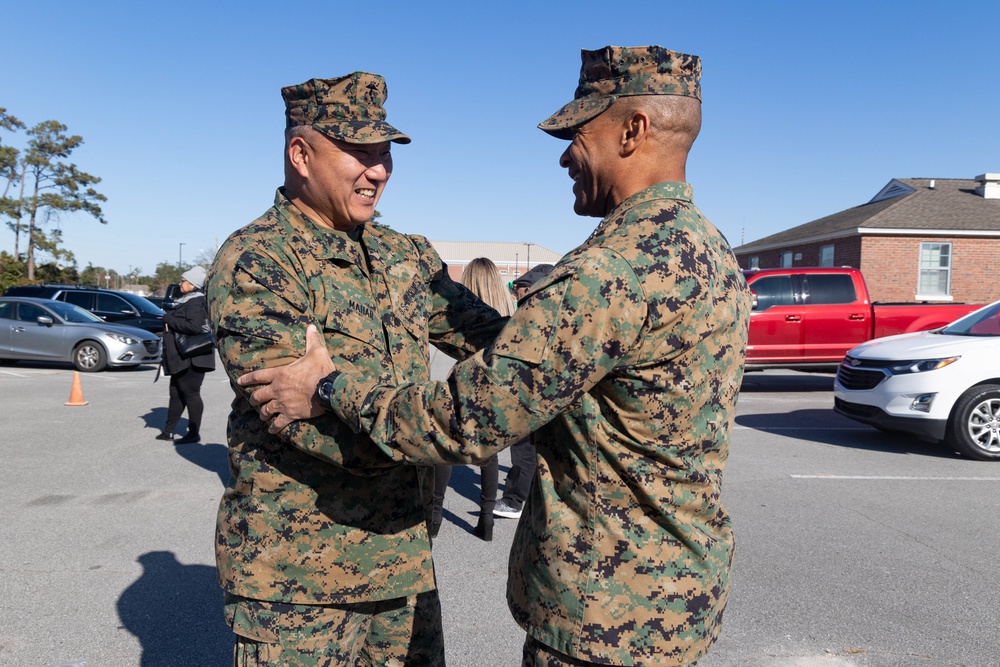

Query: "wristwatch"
left=316, top=371, right=342, bottom=411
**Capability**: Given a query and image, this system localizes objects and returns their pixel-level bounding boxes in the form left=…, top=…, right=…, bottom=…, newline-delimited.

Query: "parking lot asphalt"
left=2, top=363, right=998, bottom=667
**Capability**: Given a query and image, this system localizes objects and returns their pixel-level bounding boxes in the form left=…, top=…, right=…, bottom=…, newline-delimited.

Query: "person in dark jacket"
left=157, top=265, right=215, bottom=444
left=492, top=263, right=554, bottom=519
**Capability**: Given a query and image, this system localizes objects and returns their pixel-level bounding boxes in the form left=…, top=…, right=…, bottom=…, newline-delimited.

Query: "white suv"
left=834, top=300, right=1000, bottom=461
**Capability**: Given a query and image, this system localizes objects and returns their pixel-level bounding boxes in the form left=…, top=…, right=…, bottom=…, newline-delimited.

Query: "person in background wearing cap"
left=491, top=263, right=554, bottom=521
left=157, top=265, right=214, bottom=444
left=206, top=73, right=505, bottom=665
left=242, top=46, right=751, bottom=667
left=510, top=263, right=554, bottom=301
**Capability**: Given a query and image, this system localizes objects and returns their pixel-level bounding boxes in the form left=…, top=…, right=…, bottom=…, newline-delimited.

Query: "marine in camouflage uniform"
left=244, top=47, right=751, bottom=666
left=207, top=73, right=505, bottom=666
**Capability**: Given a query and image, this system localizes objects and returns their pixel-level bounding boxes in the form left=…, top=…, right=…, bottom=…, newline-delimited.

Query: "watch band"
left=317, top=371, right=342, bottom=410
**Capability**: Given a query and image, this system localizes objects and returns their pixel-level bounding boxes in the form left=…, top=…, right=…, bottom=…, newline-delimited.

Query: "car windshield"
left=45, top=300, right=105, bottom=323
left=940, top=301, right=1000, bottom=337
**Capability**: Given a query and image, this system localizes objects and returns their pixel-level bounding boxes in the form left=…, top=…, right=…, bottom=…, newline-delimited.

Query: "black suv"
left=161, top=282, right=183, bottom=311
left=3, top=284, right=166, bottom=334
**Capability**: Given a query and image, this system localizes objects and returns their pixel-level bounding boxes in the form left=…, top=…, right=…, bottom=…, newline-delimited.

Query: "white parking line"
left=733, top=425, right=871, bottom=431
left=791, top=475, right=1000, bottom=480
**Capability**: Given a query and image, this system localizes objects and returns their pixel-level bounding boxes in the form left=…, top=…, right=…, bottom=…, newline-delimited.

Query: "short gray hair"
left=284, top=124, right=313, bottom=151
left=608, top=95, right=701, bottom=151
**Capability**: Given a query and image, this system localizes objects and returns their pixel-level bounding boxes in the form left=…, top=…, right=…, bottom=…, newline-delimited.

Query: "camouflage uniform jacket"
left=207, top=188, right=505, bottom=605
left=327, top=182, right=752, bottom=665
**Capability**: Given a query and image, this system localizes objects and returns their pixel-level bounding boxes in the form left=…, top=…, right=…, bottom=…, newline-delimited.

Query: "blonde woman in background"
left=429, top=258, right=515, bottom=541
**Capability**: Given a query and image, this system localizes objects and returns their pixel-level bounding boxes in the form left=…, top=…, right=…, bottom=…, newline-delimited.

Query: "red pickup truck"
left=743, top=267, right=983, bottom=370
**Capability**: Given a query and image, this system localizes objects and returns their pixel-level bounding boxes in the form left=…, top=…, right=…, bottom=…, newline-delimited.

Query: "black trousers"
left=164, top=367, right=206, bottom=435
left=501, top=437, right=536, bottom=510
left=433, top=455, right=498, bottom=514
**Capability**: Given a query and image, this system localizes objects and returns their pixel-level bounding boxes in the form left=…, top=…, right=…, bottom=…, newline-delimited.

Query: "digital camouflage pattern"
left=326, top=182, right=752, bottom=666
left=282, top=72, right=411, bottom=145
left=538, top=45, right=702, bottom=140
left=227, top=591, right=444, bottom=666
left=207, top=188, right=505, bottom=606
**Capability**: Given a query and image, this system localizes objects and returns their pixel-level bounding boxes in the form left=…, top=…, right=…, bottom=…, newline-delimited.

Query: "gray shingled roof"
left=735, top=177, right=1000, bottom=252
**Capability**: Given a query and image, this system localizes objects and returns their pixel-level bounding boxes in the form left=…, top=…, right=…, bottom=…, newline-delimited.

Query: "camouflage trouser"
left=226, top=590, right=444, bottom=667
left=521, top=635, right=698, bottom=667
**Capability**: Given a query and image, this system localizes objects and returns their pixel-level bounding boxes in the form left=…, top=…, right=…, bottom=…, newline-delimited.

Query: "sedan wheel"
left=73, top=341, right=107, bottom=373
left=947, top=384, right=1000, bottom=461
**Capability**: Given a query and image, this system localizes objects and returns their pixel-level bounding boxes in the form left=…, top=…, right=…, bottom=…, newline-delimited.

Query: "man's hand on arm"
left=238, top=324, right=336, bottom=433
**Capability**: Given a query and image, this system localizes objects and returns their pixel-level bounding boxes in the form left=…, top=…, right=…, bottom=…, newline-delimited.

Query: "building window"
left=780, top=251, right=793, bottom=268
left=918, top=242, right=952, bottom=297
left=749, top=256, right=759, bottom=269
left=819, top=245, right=835, bottom=267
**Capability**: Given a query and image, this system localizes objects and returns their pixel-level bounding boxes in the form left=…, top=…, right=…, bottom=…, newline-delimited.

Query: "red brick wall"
left=736, top=235, right=1000, bottom=304
left=861, top=236, right=1000, bottom=304
left=859, top=237, right=915, bottom=301
left=954, top=239, right=1000, bottom=303
left=736, top=237, right=861, bottom=271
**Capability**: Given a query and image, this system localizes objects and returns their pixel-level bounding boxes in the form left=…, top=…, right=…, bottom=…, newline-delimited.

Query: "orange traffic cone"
left=65, top=371, right=90, bottom=407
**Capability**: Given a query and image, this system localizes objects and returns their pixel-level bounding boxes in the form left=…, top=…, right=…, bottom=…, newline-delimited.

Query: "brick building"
left=733, top=174, right=1000, bottom=304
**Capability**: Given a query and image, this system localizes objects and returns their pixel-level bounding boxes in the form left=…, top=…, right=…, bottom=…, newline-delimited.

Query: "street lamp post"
left=179, top=242, right=186, bottom=268
left=524, top=242, right=533, bottom=269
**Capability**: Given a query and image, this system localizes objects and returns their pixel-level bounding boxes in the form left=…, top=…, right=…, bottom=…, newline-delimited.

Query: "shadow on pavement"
left=117, top=551, right=232, bottom=667
left=438, top=463, right=511, bottom=533
left=740, top=371, right=835, bottom=393
left=173, top=442, right=231, bottom=486
left=138, top=408, right=230, bottom=485
left=736, top=408, right=960, bottom=459
left=139, top=406, right=186, bottom=435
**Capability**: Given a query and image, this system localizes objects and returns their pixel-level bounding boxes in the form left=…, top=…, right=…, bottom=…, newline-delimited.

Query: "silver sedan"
left=0, top=296, right=162, bottom=372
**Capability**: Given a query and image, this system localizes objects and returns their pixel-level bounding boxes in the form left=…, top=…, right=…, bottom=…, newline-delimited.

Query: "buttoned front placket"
left=356, top=229, right=408, bottom=385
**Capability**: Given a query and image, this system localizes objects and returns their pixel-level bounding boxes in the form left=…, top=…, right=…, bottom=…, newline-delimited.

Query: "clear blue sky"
left=3, top=1, right=997, bottom=277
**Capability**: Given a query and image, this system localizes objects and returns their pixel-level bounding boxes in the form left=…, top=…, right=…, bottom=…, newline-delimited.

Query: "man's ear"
left=621, top=110, right=651, bottom=156
left=288, top=136, right=310, bottom=178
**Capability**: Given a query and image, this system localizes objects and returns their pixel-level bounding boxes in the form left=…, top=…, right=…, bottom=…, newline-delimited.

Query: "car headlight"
left=888, top=356, right=960, bottom=374
left=105, top=332, right=139, bottom=345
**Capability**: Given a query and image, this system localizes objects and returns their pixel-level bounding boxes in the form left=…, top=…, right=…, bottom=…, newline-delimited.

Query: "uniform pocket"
left=490, top=268, right=573, bottom=366
left=227, top=599, right=280, bottom=644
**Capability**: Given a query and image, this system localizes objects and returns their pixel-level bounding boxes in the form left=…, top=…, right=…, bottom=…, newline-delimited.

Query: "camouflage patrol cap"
left=538, top=45, right=702, bottom=139
left=282, top=72, right=411, bottom=145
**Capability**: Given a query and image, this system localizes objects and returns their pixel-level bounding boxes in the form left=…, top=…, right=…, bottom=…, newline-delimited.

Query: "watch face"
left=318, top=372, right=339, bottom=406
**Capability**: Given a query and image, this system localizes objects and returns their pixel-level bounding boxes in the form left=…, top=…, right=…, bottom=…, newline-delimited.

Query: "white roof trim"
left=869, top=179, right=916, bottom=203
left=738, top=227, right=1000, bottom=253
left=861, top=228, right=1000, bottom=237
